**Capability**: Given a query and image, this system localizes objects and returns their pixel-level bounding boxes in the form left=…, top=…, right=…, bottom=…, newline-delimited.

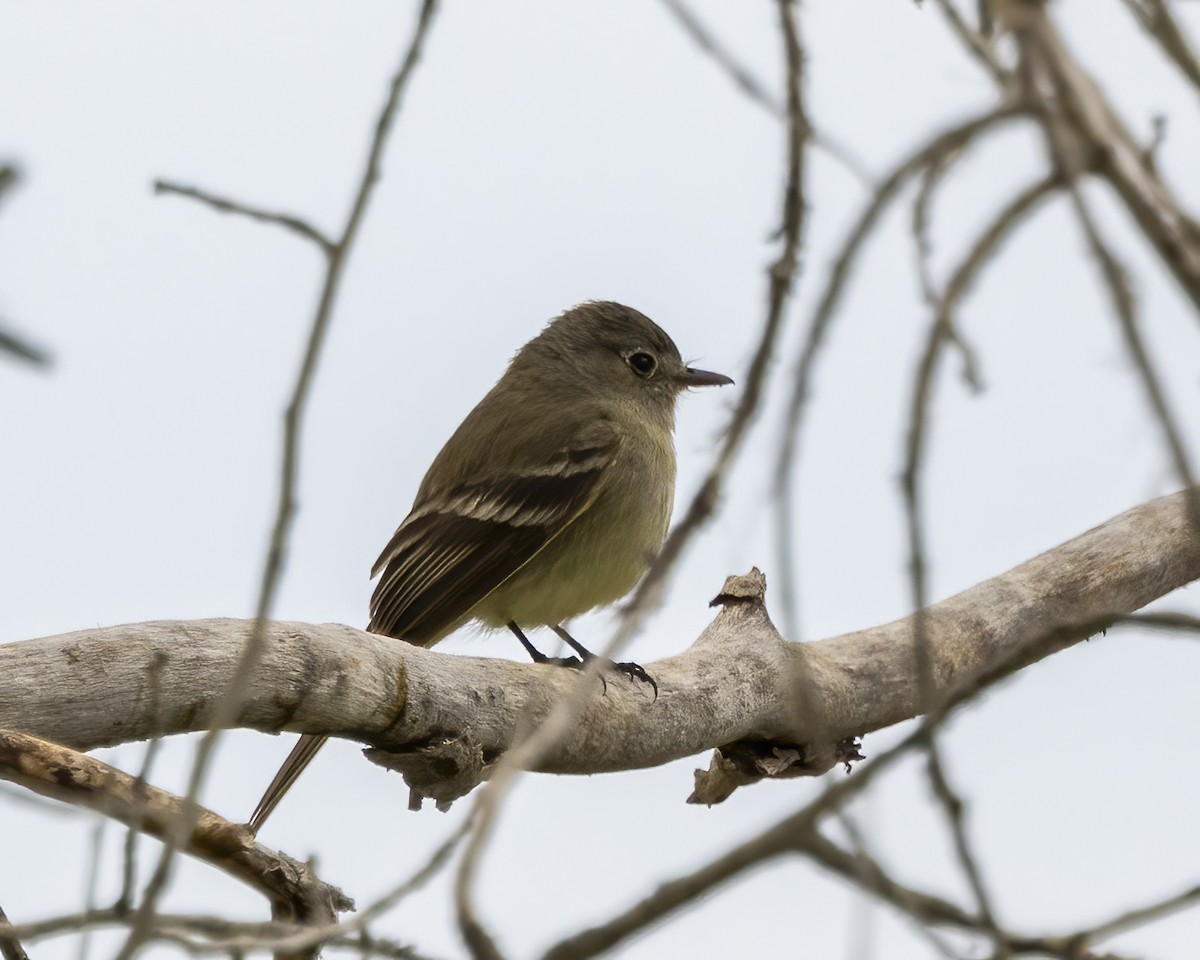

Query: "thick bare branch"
left=0, top=731, right=351, bottom=922
left=2, top=490, right=1196, bottom=807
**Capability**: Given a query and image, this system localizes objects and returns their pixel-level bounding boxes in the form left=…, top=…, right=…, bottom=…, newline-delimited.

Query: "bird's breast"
left=473, top=426, right=676, bottom=629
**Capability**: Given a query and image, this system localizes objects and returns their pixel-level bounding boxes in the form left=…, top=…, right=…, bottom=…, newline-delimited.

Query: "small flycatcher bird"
left=248, top=301, right=732, bottom=830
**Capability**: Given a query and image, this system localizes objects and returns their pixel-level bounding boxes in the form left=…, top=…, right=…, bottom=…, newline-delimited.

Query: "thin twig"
left=78, top=820, right=105, bottom=960
left=0, top=782, right=85, bottom=815
left=831, top=814, right=959, bottom=960
left=1076, top=881, right=1200, bottom=946
left=912, top=148, right=957, bottom=308
left=1118, top=0, right=1200, bottom=98
left=150, top=819, right=471, bottom=958
left=541, top=721, right=924, bottom=959
left=655, top=0, right=782, bottom=115
left=911, top=143, right=988, bottom=391
left=0, top=905, right=30, bottom=960
left=119, top=656, right=168, bottom=917
left=773, top=103, right=1023, bottom=639
left=895, top=177, right=1064, bottom=953
left=542, top=576, right=1141, bottom=960
left=0, top=325, right=52, bottom=367
left=15, top=909, right=442, bottom=960
left=453, top=1, right=813, bottom=951
left=664, top=0, right=811, bottom=585
left=0, top=164, right=17, bottom=202
left=1023, top=32, right=1200, bottom=536
left=653, top=0, right=873, bottom=187
left=652, top=0, right=809, bottom=637
left=900, top=171, right=1061, bottom=713
left=1017, top=9, right=1200, bottom=315
left=924, top=738, right=1008, bottom=956
left=801, top=830, right=1119, bottom=960
left=811, top=834, right=976, bottom=960
left=1117, top=610, right=1200, bottom=634
left=937, top=172, right=1062, bottom=382
left=17, top=910, right=291, bottom=944
left=905, top=138, right=1015, bottom=935
left=1063, top=183, right=1200, bottom=531
left=123, top=3, right=440, bottom=953
left=117, top=739, right=163, bottom=913
left=0, top=162, right=51, bottom=367
left=153, top=182, right=335, bottom=255
left=931, top=0, right=1009, bottom=84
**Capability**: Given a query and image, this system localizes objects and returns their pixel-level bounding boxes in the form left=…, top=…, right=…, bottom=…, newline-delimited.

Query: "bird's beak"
left=677, top=366, right=734, bottom=388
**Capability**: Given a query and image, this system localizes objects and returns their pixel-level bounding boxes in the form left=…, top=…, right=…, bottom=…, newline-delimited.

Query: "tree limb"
left=2, top=490, right=1197, bottom=810
left=1118, top=0, right=1200, bottom=99
left=1014, top=6, right=1200, bottom=314
left=0, top=905, right=30, bottom=960
left=133, top=5, right=441, bottom=952
left=0, top=731, right=351, bottom=922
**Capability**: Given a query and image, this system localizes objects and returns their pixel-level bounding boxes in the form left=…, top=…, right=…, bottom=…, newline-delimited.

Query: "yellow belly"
left=472, top=440, right=675, bottom=629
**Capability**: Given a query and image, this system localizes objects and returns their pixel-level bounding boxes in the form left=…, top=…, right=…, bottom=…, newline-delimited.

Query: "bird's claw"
left=612, top=660, right=658, bottom=699
left=535, top=652, right=658, bottom=699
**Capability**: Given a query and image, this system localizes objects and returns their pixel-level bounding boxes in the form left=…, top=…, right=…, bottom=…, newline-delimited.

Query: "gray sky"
left=3, top=2, right=1200, bottom=957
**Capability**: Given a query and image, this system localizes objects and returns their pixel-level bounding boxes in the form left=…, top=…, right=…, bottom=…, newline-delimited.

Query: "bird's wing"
left=368, top=427, right=619, bottom=643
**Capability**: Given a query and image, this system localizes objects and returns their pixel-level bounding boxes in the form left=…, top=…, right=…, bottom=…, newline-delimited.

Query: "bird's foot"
left=527, top=649, right=658, bottom=699
left=609, top=660, right=658, bottom=699
left=527, top=652, right=586, bottom=670
left=508, top=621, right=658, bottom=698
left=527, top=648, right=607, bottom=692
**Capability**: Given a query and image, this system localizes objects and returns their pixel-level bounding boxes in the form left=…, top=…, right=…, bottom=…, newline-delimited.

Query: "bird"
left=248, top=301, right=732, bottom=831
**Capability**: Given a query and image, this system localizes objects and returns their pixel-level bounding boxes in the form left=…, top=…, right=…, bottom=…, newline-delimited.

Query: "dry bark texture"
left=2, top=490, right=1196, bottom=809
left=0, top=731, right=350, bottom=922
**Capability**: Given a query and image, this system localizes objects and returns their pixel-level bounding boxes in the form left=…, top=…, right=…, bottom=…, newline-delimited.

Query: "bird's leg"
left=507, top=621, right=583, bottom=668
left=550, top=625, right=658, bottom=699
left=507, top=622, right=609, bottom=694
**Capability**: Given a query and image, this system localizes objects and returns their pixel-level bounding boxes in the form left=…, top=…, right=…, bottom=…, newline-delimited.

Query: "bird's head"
left=518, top=301, right=733, bottom=418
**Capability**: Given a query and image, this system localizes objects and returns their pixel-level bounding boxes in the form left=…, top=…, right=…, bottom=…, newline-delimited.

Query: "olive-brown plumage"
left=249, top=301, right=731, bottom=830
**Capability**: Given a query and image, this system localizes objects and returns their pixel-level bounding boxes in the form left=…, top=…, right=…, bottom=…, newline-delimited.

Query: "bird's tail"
left=248, top=733, right=329, bottom=833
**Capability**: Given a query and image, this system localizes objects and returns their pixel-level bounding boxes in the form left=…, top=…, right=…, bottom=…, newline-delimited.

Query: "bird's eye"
left=627, top=352, right=657, bottom=377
